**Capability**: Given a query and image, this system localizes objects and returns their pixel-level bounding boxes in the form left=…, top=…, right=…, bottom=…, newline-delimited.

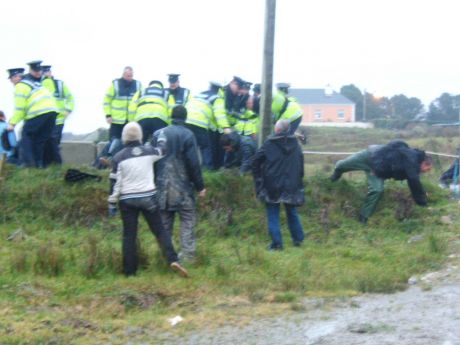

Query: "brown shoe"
left=170, top=262, right=189, bottom=278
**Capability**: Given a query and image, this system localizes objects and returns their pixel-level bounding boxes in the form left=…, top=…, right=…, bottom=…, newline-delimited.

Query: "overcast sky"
left=1, top=0, right=459, bottom=134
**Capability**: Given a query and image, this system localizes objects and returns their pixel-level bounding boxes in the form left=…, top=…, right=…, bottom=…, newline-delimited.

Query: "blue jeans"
left=265, top=203, right=304, bottom=248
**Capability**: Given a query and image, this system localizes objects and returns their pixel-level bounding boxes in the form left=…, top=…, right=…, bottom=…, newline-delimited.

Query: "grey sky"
left=1, top=0, right=458, bottom=133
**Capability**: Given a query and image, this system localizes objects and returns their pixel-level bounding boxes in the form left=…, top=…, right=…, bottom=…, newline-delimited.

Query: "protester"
left=252, top=119, right=305, bottom=250
left=220, top=131, right=256, bottom=174
left=330, top=140, right=433, bottom=223
left=153, top=106, right=205, bottom=262
left=108, top=122, right=188, bottom=277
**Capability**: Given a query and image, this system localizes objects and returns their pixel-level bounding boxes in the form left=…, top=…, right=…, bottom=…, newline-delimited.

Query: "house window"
left=314, top=110, right=322, bottom=119
left=337, top=110, right=345, bottom=119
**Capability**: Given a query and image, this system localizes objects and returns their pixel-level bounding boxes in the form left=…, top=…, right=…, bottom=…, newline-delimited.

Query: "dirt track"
left=164, top=255, right=460, bottom=345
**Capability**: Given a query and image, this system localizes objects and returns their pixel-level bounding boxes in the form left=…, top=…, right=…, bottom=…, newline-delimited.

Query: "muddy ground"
left=158, top=254, right=460, bottom=345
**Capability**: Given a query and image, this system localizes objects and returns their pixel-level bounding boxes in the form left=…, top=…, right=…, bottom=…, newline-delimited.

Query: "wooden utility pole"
left=258, top=0, right=276, bottom=147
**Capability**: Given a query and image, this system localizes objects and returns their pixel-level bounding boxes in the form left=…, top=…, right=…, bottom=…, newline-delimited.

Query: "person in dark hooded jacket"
left=252, top=119, right=305, bottom=250
left=330, top=140, right=433, bottom=223
left=153, top=105, right=206, bottom=262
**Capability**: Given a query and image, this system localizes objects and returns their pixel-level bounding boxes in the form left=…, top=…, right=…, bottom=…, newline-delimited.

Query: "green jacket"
left=103, top=78, right=141, bottom=124
left=10, top=79, right=58, bottom=125
left=271, top=91, right=303, bottom=123
left=42, top=77, right=74, bottom=125
left=128, top=86, right=169, bottom=123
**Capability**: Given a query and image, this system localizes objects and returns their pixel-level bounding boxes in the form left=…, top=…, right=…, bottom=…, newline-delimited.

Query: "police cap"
left=242, top=81, right=253, bottom=90
left=209, top=81, right=223, bottom=89
left=253, top=83, right=261, bottom=93
left=149, top=80, right=164, bottom=88
left=6, top=68, right=25, bottom=79
left=167, top=73, right=180, bottom=83
left=232, top=76, right=245, bottom=88
left=27, top=60, right=43, bottom=71
left=41, top=65, right=52, bottom=72
left=276, top=82, right=290, bottom=91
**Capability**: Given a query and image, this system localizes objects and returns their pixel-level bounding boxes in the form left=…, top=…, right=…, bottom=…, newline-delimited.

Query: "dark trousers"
left=139, top=118, right=168, bottom=143
left=21, top=112, right=57, bottom=168
left=119, top=196, right=178, bottom=276
left=109, top=123, right=126, bottom=140
left=334, top=149, right=384, bottom=219
left=289, top=117, right=301, bottom=135
left=43, top=124, right=64, bottom=166
left=210, top=130, right=225, bottom=170
left=186, top=124, right=213, bottom=169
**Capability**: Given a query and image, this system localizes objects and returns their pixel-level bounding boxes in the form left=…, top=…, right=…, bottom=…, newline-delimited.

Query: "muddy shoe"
left=170, top=262, right=189, bottom=278
left=330, top=170, right=342, bottom=182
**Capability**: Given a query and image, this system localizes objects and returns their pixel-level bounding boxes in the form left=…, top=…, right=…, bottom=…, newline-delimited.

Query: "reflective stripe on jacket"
left=185, top=91, right=229, bottom=131
left=128, top=87, right=169, bottom=123
left=103, top=79, right=141, bottom=124
left=10, top=79, right=58, bottom=125
left=271, top=92, right=303, bottom=123
left=42, top=77, right=74, bottom=125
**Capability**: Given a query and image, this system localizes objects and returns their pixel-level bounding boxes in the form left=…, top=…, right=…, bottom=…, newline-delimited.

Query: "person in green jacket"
left=186, top=81, right=231, bottom=169
left=103, top=66, right=142, bottom=142
left=271, top=83, right=303, bottom=134
left=7, top=61, right=58, bottom=168
left=128, top=80, right=169, bottom=143
left=41, top=65, right=74, bottom=165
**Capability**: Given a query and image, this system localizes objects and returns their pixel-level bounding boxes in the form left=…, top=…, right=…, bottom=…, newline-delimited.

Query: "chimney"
left=324, top=84, right=333, bottom=97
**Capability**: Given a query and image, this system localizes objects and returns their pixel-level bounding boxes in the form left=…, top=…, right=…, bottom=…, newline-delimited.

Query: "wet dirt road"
left=163, top=257, right=460, bottom=345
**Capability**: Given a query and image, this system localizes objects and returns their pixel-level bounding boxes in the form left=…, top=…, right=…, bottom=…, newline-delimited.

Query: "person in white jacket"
left=108, top=121, right=188, bottom=277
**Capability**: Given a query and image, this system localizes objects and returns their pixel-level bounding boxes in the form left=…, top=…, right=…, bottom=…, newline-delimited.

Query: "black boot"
left=358, top=214, right=368, bottom=224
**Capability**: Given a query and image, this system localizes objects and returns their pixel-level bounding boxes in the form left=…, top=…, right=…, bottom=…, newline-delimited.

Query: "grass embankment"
left=0, top=127, right=459, bottom=344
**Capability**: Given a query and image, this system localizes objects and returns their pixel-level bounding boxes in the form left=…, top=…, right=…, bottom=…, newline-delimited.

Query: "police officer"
left=103, top=66, right=142, bottom=143
left=128, top=80, right=169, bottom=143
left=186, top=81, right=231, bottom=169
left=7, top=61, right=58, bottom=168
left=271, top=83, right=303, bottom=134
left=6, top=68, right=24, bottom=85
left=165, top=73, right=191, bottom=109
left=41, top=65, right=74, bottom=144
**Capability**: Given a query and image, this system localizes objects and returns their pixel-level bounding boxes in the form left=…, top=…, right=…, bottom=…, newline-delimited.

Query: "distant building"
left=289, top=88, right=355, bottom=123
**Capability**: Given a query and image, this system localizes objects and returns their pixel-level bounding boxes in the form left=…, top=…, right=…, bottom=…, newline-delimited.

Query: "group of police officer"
left=4, top=62, right=303, bottom=171
left=102, top=66, right=304, bottom=171
left=5, top=60, right=74, bottom=168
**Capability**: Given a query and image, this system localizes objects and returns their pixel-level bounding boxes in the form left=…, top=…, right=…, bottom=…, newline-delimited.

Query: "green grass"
left=0, top=126, right=459, bottom=344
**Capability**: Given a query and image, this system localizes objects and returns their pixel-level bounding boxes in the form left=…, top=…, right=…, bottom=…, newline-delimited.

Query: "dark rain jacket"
left=153, top=119, right=204, bottom=211
left=252, top=132, right=305, bottom=206
left=370, top=140, right=427, bottom=205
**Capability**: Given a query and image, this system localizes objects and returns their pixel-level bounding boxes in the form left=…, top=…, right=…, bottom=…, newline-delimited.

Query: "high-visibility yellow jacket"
left=42, top=77, right=74, bottom=125
left=165, top=87, right=191, bottom=109
left=186, top=91, right=229, bottom=131
left=103, top=78, right=141, bottom=125
left=128, top=86, right=169, bottom=123
left=271, top=91, right=303, bottom=123
left=233, top=109, right=259, bottom=136
left=10, top=78, right=58, bottom=125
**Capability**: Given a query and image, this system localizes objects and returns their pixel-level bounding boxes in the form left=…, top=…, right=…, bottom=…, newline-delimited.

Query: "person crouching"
left=108, top=122, right=188, bottom=277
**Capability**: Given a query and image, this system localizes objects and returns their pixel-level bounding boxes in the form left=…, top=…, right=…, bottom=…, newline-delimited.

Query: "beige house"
left=289, top=88, right=355, bottom=123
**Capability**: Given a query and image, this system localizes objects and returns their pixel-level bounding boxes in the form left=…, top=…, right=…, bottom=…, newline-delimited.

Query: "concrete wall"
left=61, top=141, right=99, bottom=165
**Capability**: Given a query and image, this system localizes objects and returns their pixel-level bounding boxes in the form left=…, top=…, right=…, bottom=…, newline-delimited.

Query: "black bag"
left=64, top=169, right=101, bottom=183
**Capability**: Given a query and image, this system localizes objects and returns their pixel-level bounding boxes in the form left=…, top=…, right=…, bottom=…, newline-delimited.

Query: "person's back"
left=253, top=128, right=304, bottom=205
left=153, top=105, right=205, bottom=262
left=252, top=119, right=305, bottom=250
left=154, top=118, right=203, bottom=210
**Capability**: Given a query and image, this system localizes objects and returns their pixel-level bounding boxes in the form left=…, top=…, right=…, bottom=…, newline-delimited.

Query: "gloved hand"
left=108, top=203, right=117, bottom=217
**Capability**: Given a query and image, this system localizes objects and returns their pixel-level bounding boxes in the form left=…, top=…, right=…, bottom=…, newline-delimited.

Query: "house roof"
left=289, top=88, right=355, bottom=105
